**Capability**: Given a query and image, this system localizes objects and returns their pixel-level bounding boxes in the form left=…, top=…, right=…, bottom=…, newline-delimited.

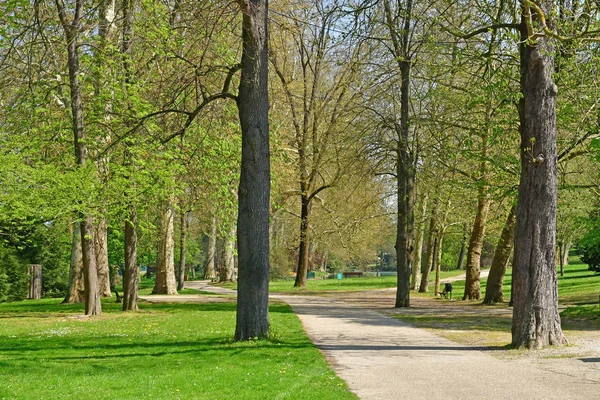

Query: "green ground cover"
left=0, top=299, right=356, bottom=400
left=392, top=259, right=600, bottom=348
left=439, top=257, right=600, bottom=305
left=219, top=268, right=467, bottom=293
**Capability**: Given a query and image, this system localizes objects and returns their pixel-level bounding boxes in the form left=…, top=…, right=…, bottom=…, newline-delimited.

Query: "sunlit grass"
left=0, top=298, right=356, bottom=400
left=219, top=269, right=468, bottom=294
left=389, top=258, right=600, bottom=348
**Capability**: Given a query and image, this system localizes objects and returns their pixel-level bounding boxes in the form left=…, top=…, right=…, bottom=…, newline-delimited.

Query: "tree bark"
left=512, top=3, right=566, bottom=349
left=28, top=265, right=42, bottom=300
left=123, top=208, right=139, bottom=311
left=419, top=207, right=437, bottom=293
left=463, top=193, right=491, bottom=300
left=204, top=214, right=217, bottom=280
left=382, top=0, right=415, bottom=307
left=63, top=222, right=85, bottom=303
left=81, top=217, right=101, bottom=315
left=235, top=0, right=270, bottom=341
left=434, top=231, right=444, bottom=295
left=94, top=218, right=112, bottom=297
left=558, top=241, right=569, bottom=276
left=456, top=223, right=467, bottom=270
left=178, top=211, right=188, bottom=291
left=483, top=204, right=517, bottom=304
left=221, top=224, right=236, bottom=282
left=294, top=195, right=310, bottom=287
left=153, top=203, right=178, bottom=295
left=411, top=194, right=428, bottom=290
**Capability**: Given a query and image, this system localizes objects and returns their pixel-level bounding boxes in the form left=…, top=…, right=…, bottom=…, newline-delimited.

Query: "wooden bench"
left=343, top=271, right=363, bottom=278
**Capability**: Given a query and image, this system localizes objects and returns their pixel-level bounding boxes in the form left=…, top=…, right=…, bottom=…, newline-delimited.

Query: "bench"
left=440, top=282, right=453, bottom=299
left=343, top=271, right=363, bottom=278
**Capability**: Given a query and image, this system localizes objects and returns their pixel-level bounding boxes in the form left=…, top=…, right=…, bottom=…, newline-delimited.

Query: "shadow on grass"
left=0, top=337, right=314, bottom=361
left=0, top=299, right=294, bottom=316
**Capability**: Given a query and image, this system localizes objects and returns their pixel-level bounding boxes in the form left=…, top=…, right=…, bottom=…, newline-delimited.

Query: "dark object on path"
left=112, top=288, right=123, bottom=303
left=441, top=283, right=453, bottom=299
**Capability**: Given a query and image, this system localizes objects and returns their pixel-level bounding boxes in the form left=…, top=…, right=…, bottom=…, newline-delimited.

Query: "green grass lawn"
left=439, top=257, right=600, bottom=305
left=0, top=299, right=357, bottom=400
left=219, top=268, right=468, bottom=294
left=390, top=258, right=600, bottom=348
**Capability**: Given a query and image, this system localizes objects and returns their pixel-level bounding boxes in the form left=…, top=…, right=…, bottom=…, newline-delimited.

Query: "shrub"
left=0, top=244, right=29, bottom=302
left=580, top=242, right=600, bottom=273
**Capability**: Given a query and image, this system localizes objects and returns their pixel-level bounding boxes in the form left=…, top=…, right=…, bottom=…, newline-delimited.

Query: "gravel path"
left=146, top=278, right=600, bottom=399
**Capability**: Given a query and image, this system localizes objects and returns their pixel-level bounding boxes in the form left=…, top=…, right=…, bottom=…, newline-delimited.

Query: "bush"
left=0, top=244, right=29, bottom=302
left=580, top=242, right=600, bottom=273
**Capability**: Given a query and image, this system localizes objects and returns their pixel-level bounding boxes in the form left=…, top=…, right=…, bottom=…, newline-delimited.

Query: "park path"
left=171, top=277, right=600, bottom=400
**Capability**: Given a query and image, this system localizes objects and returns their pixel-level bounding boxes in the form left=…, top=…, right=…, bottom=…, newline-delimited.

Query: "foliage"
left=578, top=206, right=600, bottom=273
left=0, top=243, right=28, bottom=302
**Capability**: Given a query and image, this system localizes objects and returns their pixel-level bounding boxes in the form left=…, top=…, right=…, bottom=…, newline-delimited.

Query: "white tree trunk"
left=153, top=203, right=178, bottom=294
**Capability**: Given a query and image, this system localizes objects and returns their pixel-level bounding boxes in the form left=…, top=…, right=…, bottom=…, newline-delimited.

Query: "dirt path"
left=145, top=279, right=600, bottom=399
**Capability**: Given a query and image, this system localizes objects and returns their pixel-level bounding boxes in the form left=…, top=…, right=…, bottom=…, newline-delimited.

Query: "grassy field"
left=440, top=257, right=600, bottom=305
left=389, top=258, right=600, bottom=348
left=0, top=299, right=357, bottom=400
left=218, top=268, right=467, bottom=294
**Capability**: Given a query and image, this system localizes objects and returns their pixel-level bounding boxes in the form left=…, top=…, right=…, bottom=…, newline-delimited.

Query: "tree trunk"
left=512, top=5, right=566, bottom=349
left=63, top=223, right=85, bottom=303
left=558, top=241, right=569, bottom=276
left=434, top=232, right=444, bottom=295
left=56, top=0, right=101, bottom=315
left=235, top=0, right=270, bottom=341
left=28, top=265, right=42, bottom=300
left=463, top=193, right=491, bottom=300
left=382, top=0, right=415, bottom=308
left=411, top=194, right=427, bottom=290
left=123, top=208, right=138, bottom=311
left=81, top=217, right=101, bottom=315
left=419, top=208, right=437, bottom=293
left=562, top=241, right=570, bottom=266
left=205, top=214, right=217, bottom=280
left=94, top=218, right=111, bottom=297
left=457, top=223, right=467, bottom=270
left=178, top=211, right=188, bottom=290
left=294, top=195, right=310, bottom=288
left=418, top=208, right=437, bottom=293
left=221, top=225, right=236, bottom=282
left=483, top=204, right=517, bottom=304
left=153, top=203, right=178, bottom=295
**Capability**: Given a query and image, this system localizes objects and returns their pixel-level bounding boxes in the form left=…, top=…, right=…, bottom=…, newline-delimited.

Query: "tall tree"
left=382, top=0, right=416, bottom=307
left=54, top=0, right=101, bottom=315
left=511, top=0, right=566, bottom=348
left=271, top=1, right=364, bottom=288
left=153, top=202, right=178, bottom=294
left=483, top=204, right=516, bottom=304
left=234, top=0, right=271, bottom=341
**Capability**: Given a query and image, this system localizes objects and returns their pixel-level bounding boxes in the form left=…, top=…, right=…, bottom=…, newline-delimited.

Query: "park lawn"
left=218, top=268, right=467, bottom=294
left=392, top=258, right=600, bottom=349
left=420, top=257, right=600, bottom=305
left=0, top=299, right=357, bottom=400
